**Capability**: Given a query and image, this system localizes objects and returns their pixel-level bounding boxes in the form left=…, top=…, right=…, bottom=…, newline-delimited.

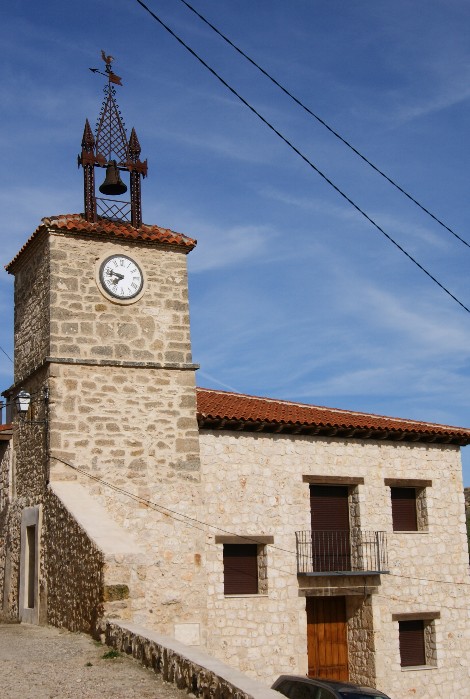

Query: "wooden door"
left=307, top=596, right=349, bottom=681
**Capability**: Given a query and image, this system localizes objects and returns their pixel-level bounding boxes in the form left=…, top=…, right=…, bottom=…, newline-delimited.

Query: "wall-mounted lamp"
left=13, top=387, right=49, bottom=425
left=15, top=390, right=31, bottom=415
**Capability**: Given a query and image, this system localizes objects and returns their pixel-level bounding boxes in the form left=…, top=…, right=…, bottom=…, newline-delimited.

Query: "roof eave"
left=5, top=215, right=197, bottom=273
left=197, top=415, right=470, bottom=446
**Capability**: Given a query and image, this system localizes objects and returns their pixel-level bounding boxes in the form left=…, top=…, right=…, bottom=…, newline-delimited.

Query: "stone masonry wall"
left=105, top=621, right=281, bottom=699
left=0, top=365, right=50, bottom=622
left=43, top=489, right=104, bottom=633
left=49, top=362, right=206, bottom=636
left=13, top=366, right=49, bottom=500
left=199, top=430, right=470, bottom=697
left=0, top=440, right=10, bottom=515
left=0, top=502, right=21, bottom=622
left=2, top=231, right=51, bottom=622
left=346, top=595, right=375, bottom=686
left=48, top=233, right=192, bottom=365
left=45, top=230, right=207, bottom=642
left=0, top=439, right=12, bottom=620
left=13, top=235, right=50, bottom=382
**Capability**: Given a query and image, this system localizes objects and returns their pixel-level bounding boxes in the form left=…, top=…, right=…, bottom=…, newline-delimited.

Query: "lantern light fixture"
left=15, top=390, right=31, bottom=415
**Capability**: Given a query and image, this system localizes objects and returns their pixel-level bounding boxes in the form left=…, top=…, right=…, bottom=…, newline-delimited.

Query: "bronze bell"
left=99, top=160, right=127, bottom=196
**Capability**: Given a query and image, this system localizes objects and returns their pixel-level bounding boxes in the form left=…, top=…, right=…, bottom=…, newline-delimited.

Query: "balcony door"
left=310, top=485, right=350, bottom=572
left=307, top=596, right=349, bottom=680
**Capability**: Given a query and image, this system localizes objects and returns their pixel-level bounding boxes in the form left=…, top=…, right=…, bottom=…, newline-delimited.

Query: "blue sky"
left=2, top=1, right=470, bottom=482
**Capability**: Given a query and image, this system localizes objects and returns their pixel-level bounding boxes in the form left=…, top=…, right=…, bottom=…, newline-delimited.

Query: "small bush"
left=102, top=649, right=120, bottom=659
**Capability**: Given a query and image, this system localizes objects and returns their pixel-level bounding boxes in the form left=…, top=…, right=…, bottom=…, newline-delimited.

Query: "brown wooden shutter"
left=223, top=544, right=258, bottom=594
left=399, top=620, right=426, bottom=666
left=310, top=486, right=350, bottom=531
left=310, top=486, right=350, bottom=571
left=391, top=487, right=418, bottom=531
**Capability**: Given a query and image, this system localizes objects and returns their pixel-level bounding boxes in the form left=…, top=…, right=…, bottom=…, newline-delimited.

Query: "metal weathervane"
left=89, top=51, right=123, bottom=86
left=78, top=51, right=148, bottom=227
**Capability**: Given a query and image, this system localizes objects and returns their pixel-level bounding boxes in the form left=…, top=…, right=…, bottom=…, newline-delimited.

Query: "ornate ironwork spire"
left=95, top=83, right=128, bottom=164
left=78, top=52, right=148, bottom=227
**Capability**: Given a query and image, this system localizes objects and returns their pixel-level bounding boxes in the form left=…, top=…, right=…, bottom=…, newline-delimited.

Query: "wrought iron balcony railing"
left=296, top=529, right=388, bottom=575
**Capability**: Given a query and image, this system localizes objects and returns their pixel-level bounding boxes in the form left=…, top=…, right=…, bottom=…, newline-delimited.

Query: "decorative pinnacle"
left=128, top=128, right=142, bottom=161
left=81, top=119, right=95, bottom=151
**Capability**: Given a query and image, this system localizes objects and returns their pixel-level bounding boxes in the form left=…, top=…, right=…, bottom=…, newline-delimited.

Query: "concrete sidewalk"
left=0, top=623, right=190, bottom=699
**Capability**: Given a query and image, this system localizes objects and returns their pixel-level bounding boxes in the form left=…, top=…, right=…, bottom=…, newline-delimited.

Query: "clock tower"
left=2, top=56, right=207, bottom=642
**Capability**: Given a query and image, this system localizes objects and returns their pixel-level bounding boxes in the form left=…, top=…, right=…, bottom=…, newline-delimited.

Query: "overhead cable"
left=177, top=0, right=470, bottom=250
left=0, top=346, right=13, bottom=363
left=54, top=453, right=470, bottom=589
left=53, top=454, right=296, bottom=556
left=134, top=0, right=470, bottom=314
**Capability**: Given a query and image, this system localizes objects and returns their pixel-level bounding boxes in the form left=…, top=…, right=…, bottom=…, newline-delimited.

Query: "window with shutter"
left=310, top=485, right=351, bottom=571
left=399, top=619, right=426, bottom=667
left=223, top=544, right=258, bottom=594
left=391, top=487, right=418, bottom=531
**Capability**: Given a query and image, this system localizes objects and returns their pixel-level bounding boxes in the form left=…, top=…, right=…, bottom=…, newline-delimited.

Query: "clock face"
left=99, top=254, right=144, bottom=300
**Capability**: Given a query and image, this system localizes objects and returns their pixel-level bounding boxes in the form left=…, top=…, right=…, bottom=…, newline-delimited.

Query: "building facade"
left=1, top=210, right=470, bottom=697
left=1, top=64, right=470, bottom=698
left=198, top=390, right=470, bottom=696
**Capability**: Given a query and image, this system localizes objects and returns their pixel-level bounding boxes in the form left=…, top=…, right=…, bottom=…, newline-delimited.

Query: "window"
left=216, top=535, right=272, bottom=595
left=223, top=544, right=258, bottom=594
left=391, top=487, right=418, bottom=531
left=386, top=479, right=430, bottom=532
left=399, top=619, right=425, bottom=666
left=310, top=485, right=352, bottom=571
left=394, top=613, right=439, bottom=668
left=273, top=679, right=334, bottom=699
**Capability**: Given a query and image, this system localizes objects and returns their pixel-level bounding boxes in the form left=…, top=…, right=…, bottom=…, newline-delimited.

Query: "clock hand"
left=107, top=270, right=125, bottom=281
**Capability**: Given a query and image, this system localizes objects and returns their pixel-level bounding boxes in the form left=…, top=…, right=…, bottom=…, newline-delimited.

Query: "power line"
left=53, top=455, right=296, bottom=556
left=134, top=0, right=470, bottom=315
left=177, top=0, right=470, bottom=251
left=0, top=346, right=13, bottom=363
left=54, top=454, right=470, bottom=588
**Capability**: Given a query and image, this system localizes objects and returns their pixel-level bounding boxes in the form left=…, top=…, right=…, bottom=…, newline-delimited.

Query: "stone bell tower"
left=1, top=55, right=207, bottom=642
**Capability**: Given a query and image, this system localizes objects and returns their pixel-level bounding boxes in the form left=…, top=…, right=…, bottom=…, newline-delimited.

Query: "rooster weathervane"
left=89, top=50, right=123, bottom=86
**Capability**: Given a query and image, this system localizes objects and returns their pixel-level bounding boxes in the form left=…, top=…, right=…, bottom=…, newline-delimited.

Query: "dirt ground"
left=0, top=623, right=190, bottom=699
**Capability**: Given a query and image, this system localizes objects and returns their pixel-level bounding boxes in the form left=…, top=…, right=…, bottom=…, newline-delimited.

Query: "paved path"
left=0, top=623, right=190, bottom=699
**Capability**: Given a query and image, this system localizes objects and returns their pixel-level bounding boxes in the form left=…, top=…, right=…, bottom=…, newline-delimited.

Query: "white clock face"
left=99, top=254, right=144, bottom=300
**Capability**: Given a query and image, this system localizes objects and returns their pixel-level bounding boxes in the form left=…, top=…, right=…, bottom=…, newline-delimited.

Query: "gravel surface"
left=0, top=623, right=190, bottom=699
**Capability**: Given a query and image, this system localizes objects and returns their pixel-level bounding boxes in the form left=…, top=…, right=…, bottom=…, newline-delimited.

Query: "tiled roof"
left=6, top=214, right=196, bottom=271
left=196, top=388, right=470, bottom=445
left=0, top=423, right=13, bottom=440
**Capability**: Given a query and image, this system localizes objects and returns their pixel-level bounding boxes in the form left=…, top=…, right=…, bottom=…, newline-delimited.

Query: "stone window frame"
left=215, top=535, right=273, bottom=596
left=393, top=611, right=439, bottom=669
left=385, top=479, right=431, bottom=533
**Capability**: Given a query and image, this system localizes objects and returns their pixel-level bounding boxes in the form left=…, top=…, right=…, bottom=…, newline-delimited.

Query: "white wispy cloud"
left=151, top=126, right=274, bottom=164
left=189, top=223, right=276, bottom=272
left=392, top=84, right=470, bottom=125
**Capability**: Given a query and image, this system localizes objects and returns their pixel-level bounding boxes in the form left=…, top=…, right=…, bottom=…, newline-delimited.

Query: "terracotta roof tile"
left=0, top=423, right=13, bottom=440
left=196, top=388, right=470, bottom=445
left=6, top=214, right=196, bottom=272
